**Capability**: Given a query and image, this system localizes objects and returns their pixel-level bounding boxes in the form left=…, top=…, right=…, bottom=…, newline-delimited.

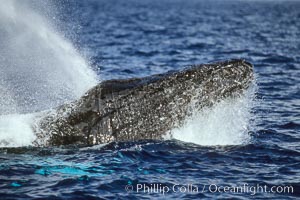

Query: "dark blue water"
left=1, top=0, right=299, bottom=199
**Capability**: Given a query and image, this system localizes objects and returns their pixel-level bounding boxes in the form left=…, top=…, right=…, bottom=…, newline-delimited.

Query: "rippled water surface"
left=1, top=0, right=299, bottom=199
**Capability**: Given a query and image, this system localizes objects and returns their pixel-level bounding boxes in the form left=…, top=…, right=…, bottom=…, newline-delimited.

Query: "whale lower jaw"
left=33, top=59, right=253, bottom=146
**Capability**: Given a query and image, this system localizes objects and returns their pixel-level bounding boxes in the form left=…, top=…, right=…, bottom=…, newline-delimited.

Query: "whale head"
left=34, top=59, right=254, bottom=146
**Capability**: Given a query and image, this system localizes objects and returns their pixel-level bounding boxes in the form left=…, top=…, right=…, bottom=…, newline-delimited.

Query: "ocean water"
left=0, top=0, right=299, bottom=199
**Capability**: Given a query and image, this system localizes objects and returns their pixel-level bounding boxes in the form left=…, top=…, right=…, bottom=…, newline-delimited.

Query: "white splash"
left=0, top=114, right=37, bottom=147
left=0, top=1, right=97, bottom=147
left=169, top=86, right=256, bottom=146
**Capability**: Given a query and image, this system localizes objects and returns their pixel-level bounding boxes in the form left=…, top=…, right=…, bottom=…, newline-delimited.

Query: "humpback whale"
left=33, top=60, right=253, bottom=146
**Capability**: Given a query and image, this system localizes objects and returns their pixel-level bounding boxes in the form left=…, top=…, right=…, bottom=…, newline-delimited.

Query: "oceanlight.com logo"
left=124, top=183, right=294, bottom=196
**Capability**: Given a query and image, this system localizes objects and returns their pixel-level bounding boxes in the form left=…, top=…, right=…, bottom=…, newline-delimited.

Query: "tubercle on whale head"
left=78, top=59, right=253, bottom=106
left=155, top=59, right=254, bottom=111
left=33, top=59, right=254, bottom=147
left=149, top=59, right=253, bottom=104
left=180, top=59, right=253, bottom=85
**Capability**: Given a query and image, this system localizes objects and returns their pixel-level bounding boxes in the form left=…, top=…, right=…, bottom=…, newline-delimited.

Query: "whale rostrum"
left=33, top=60, right=254, bottom=146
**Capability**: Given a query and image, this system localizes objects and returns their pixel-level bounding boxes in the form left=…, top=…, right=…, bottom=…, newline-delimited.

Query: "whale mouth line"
left=30, top=59, right=254, bottom=147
